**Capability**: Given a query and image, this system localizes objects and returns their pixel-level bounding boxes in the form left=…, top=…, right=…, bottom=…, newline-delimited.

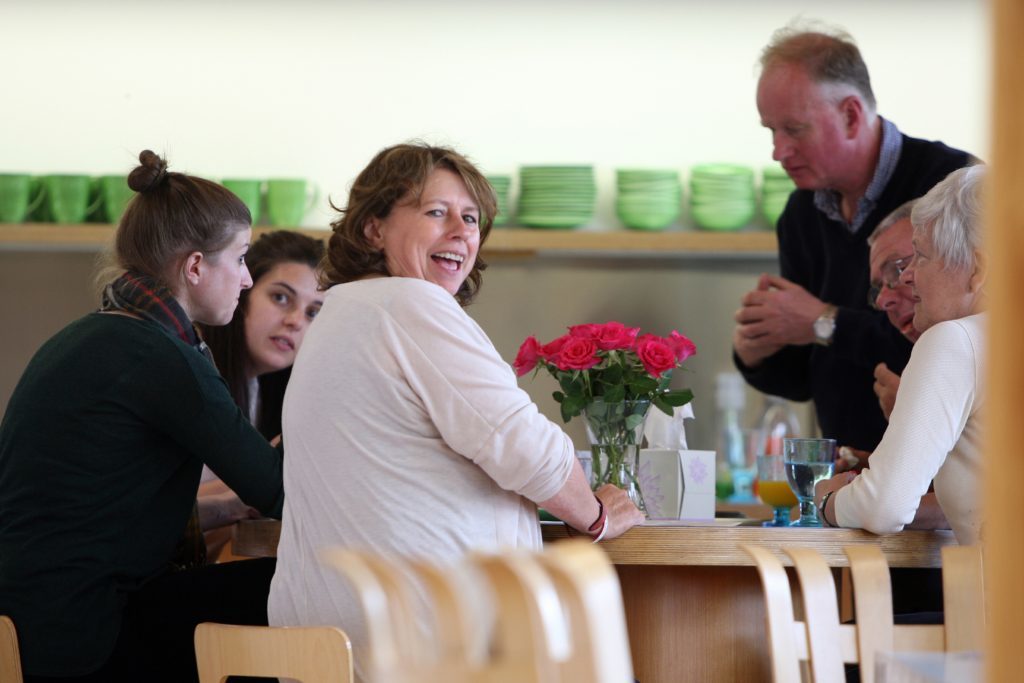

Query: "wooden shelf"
left=0, top=223, right=777, bottom=259
left=485, top=227, right=776, bottom=258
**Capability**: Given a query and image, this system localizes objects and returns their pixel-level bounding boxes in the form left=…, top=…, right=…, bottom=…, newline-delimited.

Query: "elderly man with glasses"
left=867, top=200, right=919, bottom=421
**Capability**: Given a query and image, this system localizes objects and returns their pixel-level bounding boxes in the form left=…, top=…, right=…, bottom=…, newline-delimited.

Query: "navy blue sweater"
left=736, top=134, right=972, bottom=451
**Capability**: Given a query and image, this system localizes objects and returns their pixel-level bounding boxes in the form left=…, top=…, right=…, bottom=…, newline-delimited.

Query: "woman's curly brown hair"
left=321, top=142, right=497, bottom=306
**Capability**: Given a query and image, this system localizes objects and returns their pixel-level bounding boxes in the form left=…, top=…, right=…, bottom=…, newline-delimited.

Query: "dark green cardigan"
left=0, top=313, right=284, bottom=676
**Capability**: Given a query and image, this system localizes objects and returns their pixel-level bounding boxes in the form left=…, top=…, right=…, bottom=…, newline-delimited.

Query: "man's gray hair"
left=867, top=199, right=917, bottom=248
left=760, top=22, right=876, bottom=114
left=911, top=164, right=986, bottom=272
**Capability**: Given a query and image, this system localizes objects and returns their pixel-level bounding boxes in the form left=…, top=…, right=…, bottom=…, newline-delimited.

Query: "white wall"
left=0, top=0, right=989, bottom=450
left=1, top=0, right=988, bottom=227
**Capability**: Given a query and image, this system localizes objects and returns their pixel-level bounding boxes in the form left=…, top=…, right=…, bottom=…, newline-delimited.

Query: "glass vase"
left=582, top=399, right=651, bottom=516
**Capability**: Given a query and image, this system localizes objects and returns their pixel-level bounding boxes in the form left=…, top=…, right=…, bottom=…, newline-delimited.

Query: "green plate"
left=518, top=214, right=591, bottom=229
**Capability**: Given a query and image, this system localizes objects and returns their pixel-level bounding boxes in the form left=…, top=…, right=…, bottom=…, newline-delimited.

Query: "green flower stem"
left=584, top=399, right=650, bottom=515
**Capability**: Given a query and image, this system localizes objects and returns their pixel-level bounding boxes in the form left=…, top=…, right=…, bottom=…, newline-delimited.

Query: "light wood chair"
left=939, top=544, right=985, bottom=651
left=324, top=540, right=633, bottom=683
left=322, top=549, right=414, bottom=683
left=0, top=616, right=23, bottom=683
left=786, top=547, right=849, bottom=683
left=535, top=540, right=635, bottom=683
left=743, top=545, right=806, bottom=683
left=193, top=622, right=353, bottom=683
left=744, top=543, right=986, bottom=683
left=326, top=547, right=565, bottom=683
left=470, top=550, right=567, bottom=683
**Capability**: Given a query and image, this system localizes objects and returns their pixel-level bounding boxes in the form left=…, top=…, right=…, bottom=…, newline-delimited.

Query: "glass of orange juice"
left=756, top=454, right=798, bottom=526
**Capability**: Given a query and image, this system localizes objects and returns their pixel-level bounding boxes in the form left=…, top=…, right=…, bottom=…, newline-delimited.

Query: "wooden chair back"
left=786, top=548, right=847, bottom=683
left=745, top=543, right=985, bottom=683
left=323, top=549, right=416, bottom=683
left=743, top=545, right=807, bottom=682
left=844, top=545, right=896, bottom=682
left=940, top=544, right=985, bottom=651
left=193, top=622, right=353, bottom=683
left=0, top=616, right=22, bottom=683
left=537, top=540, right=634, bottom=683
left=323, top=541, right=632, bottom=683
left=470, top=551, right=566, bottom=683
left=746, top=544, right=969, bottom=683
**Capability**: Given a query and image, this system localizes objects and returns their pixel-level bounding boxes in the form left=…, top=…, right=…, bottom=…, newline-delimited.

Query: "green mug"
left=43, top=175, right=103, bottom=224
left=266, top=179, right=319, bottom=227
left=27, top=177, right=51, bottom=221
left=222, top=179, right=264, bottom=224
left=98, top=175, right=136, bottom=223
left=0, top=174, right=46, bottom=223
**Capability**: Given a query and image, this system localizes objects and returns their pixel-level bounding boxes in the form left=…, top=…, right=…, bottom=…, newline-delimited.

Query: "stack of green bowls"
left=517, top=166, right=596, bottom=229
left=688, top=164, right=756, bottom=231
left=761, top=165, right=796, bottom=227
left=486, top=175, right=512, bottom=227
left=615, top=169, right=681, bottom=231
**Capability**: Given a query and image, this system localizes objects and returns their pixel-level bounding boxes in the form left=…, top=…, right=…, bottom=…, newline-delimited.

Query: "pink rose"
left=553, top=336, right=600, bottom=371
left=540, top=334, right=569, bottom=361
left=513, top=336, right=542, bottom=377
left=635, top=336, right=677, bottom=377
left=568, top=323, right=600, bottom=339
left=570, top=321, right=639, bottom=350
left=666, top=330, right=697, bottom=362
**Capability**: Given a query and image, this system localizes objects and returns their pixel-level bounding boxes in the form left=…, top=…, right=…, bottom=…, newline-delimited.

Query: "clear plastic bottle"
left=715, top=372, right=751, bottom=501
left=757, top=395, right=802, bottom=455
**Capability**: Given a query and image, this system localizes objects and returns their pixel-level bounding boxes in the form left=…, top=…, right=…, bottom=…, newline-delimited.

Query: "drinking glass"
left=783, top=438, right=836, bottom=527
left=756, top=454, right=797, bottom=526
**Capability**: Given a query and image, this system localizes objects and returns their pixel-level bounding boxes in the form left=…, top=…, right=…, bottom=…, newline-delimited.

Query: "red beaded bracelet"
left=587, top=495, right=609, bottom=543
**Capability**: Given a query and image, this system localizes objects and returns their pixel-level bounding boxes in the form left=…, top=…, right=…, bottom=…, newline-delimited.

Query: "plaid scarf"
left=100, top=271, right=214, bottom=364
left=100, top=270, right=210, bottom=569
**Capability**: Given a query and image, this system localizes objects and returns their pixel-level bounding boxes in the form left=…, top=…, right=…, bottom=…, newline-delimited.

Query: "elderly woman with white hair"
left=814, top=164, right=986, bottom=544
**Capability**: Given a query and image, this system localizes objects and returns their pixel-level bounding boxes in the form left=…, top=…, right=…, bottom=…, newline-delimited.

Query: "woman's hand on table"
left=595, top=484, right=645, bottom=540
left=197, top=490, right=261, bottom=532
left=539, top=462, right=644, bottom=541
left=813, top=470, right=857, bottom=526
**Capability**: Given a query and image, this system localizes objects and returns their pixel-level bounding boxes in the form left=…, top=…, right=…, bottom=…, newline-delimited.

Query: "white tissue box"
left=679, top=450, right=716, bottom=520
left=638, top=449, right=716, bottom=520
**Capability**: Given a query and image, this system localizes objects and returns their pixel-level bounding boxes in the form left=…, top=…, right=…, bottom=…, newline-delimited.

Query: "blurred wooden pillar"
left=987, top=0, right=1024, bottom=680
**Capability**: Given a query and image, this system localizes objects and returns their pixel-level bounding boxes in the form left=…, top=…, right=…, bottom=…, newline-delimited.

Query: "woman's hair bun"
left=127, top=149, right=169, bottom=193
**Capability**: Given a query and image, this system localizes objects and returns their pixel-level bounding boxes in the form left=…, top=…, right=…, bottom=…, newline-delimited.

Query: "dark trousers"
left=25, top=558, right=277, bottom=683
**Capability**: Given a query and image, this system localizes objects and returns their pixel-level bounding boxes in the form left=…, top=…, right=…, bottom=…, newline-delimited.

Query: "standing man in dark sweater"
left=733, top=25, right=973, bottom=453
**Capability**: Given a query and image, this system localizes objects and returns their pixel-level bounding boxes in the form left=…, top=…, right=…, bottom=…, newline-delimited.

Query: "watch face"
left=814, top=316, right=835, bottom=340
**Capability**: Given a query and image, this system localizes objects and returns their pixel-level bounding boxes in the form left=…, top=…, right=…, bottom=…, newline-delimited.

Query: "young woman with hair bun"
left=0, top=150, right=285, bottom=682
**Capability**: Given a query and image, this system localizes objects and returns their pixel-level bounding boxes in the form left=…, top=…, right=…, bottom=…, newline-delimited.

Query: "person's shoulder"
left=57, top=312, right=177, bottom=352
left=916, top=314, right=985, bottom=355
left=340, top=277, right=461, bottom=311
left=899, top=133, right=975, bottom=166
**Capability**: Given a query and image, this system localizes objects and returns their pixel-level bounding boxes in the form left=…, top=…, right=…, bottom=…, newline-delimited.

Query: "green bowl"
left=691, top=203, right=755, bottom=231
left=617, top=206, right=679, bottom=230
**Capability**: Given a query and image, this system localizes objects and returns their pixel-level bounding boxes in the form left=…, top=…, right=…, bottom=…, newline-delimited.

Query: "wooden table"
left=234, top=518, right=955, bottom=682
left=542, top=521, right=955, bottom=683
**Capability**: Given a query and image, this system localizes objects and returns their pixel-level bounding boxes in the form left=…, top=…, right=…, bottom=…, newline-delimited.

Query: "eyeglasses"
left=868, top=255, right=913, bottom=309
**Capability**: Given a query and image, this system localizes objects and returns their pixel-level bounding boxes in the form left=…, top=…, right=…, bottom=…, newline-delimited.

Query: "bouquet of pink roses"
left=514, top=321, right=696, bottom=423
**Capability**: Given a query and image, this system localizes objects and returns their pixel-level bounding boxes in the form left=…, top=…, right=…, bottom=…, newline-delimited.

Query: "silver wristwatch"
left=813, top=305, right=838, bottom=346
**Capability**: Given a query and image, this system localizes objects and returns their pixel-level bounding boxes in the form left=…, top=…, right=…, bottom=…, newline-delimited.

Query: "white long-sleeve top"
left=268, top=277, right=575, bottom=674
left=834, top=313, right=985, bottom=544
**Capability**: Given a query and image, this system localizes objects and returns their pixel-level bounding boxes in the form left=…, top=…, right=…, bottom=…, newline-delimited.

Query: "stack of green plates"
left=517, top=165, right=596, bottom=229
left=761, top=165, right=796, bottom=227
left=615, top=169, right=681, bottom=231
left=689, top=164, right=756, bottom=231
left=486, top=175, right=512, bottom=227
